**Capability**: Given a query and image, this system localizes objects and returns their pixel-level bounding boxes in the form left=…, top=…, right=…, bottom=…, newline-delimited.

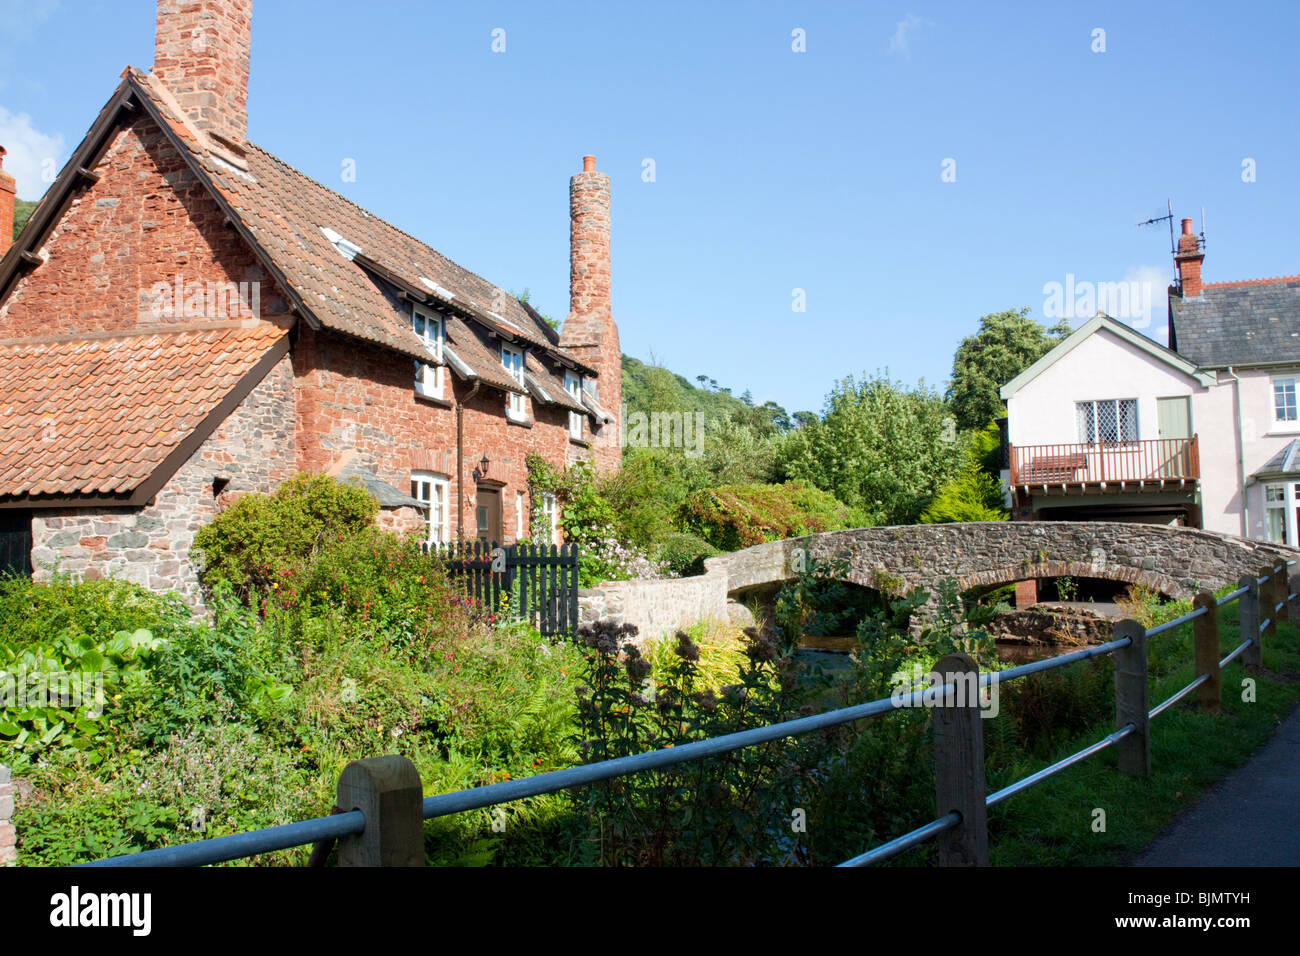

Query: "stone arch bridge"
left=708, top=521, right=1299, bottom=604
left=579, top=522, right=1300, bottom=642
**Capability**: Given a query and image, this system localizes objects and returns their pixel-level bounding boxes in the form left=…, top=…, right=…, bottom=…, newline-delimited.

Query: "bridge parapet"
left=706, top=521, right=1300, bottom=604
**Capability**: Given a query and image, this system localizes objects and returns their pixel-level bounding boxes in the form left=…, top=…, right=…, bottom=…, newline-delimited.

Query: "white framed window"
left=1264, top=482, right=1300, bottom=545
left=1076, top=398, right=1138, bottom=444
left=411, top=472, right=449, bottom=545
left=1273, top=375, right=1298, bottom=425
left=565, top=371, right=584, bottom=439
left=515, top=490, right=525, bottom=540
left=502, top=343, right=526, bottom=419
left=539, top=492, right=557, bottom=544
left=412, top=305, right=445, bottom=398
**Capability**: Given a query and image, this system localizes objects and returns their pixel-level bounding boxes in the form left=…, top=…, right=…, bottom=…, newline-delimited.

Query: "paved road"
left=1134, top=703, right=1300, bottom=866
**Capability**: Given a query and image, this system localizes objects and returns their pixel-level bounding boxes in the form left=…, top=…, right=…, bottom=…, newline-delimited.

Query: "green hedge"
left=679, top=481, right=862, bottom=552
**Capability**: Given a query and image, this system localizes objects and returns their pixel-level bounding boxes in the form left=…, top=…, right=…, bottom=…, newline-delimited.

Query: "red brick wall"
left=0, top=114, right=287, bottom=337
left=0, top=149, right=15, bottom=260
left=559, top=161, right=622, bottom=474
left=292, top=326, right=584, bottom=543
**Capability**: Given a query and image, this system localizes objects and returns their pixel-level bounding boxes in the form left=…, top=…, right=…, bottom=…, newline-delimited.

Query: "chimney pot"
left=583, top=155, right=596, bottom=173
left=1181, top=217, right=1194, bottom=235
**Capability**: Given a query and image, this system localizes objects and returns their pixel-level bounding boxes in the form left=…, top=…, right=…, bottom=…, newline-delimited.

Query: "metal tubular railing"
left=1219, top=639, right=1253, bottom=669
left=985, top=723, right=1135, bottom=808
left=78, top=810, right=365, bottom=868
left=78, top=556, right=1296, bottom=868
left=1149, top=674, right=1210, bottom=719
left=837, top=812, right=961, bottom=867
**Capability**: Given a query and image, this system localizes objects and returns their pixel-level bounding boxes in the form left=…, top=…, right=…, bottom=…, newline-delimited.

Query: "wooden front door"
left=476, top=487, right=502, bottom=544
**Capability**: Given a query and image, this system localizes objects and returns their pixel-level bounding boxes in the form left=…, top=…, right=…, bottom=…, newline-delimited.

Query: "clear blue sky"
left=2, top=1, right=1297, bottom=414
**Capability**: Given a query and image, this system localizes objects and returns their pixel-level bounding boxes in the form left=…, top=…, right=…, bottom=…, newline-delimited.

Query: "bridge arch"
left=707, top=521, right=1299, bottom=609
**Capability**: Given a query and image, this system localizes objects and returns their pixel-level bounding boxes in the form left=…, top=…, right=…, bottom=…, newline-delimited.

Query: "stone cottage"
left=0, top=0, right=621, bottom=606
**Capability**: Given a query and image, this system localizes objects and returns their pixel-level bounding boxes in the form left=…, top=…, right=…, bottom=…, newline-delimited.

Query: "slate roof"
left=1253, top=439, right=1300, bottom=480
left=335, top=456, right=427, bottom=510
left=126, top=69, right=596, bottom=411
left=1169, top=278, right=1300, bottom=368
left=0, top=322, right=289, bottom=500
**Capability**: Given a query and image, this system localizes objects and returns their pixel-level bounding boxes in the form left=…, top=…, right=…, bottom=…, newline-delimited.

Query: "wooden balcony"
left=1009, top=436, right=1199, bottom=490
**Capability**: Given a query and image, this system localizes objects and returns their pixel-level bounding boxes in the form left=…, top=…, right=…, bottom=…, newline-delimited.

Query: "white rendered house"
left=1000, top=219, right=1300, bottom=546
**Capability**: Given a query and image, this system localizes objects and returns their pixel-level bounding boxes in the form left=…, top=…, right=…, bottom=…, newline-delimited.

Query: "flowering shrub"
left=576, top=525, right=672, bottom=587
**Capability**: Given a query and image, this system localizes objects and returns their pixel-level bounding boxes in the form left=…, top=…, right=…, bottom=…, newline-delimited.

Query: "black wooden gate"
left=425, top=540, right=580, bottom=638
left=0, top=510, right=32, bottom=579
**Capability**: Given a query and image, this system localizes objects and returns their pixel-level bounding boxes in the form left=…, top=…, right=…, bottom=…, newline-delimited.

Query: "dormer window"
left=565, top=371, right=584, bottom=439
left=412, top=304, right=445, bottom=398
left=502, top=343, right=526, bottom=420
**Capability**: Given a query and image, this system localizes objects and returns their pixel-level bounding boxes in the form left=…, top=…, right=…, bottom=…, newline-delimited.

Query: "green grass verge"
left=985, top=603, right=1300, bottom=866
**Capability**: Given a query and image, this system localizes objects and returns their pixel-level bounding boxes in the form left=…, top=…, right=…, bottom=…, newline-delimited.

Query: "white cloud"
left=1101, top=264, right=1171, bottom=334
left=0, top=106, right=65, bottom=199
left=889, top=14, right=934, bottom=57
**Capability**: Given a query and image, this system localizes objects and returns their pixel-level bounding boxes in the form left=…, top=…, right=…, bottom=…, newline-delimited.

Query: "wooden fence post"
left=1265, top=562, right=1281, bottom=642
left=930, top=652, right=988, bottom=867
left=336, top=755, right=424, bottom=867
left=1239, top=571, right=1263, bottom=670
left=1112, top=620, right=1150, bottom=777
left=1192, top=591, right=1221, bottom=715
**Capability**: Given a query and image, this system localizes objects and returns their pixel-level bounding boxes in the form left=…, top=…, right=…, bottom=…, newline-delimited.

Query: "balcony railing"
left=1009, top=435, right=1199, bottom=487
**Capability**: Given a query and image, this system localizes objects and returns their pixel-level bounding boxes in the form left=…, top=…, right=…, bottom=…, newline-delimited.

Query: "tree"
left=777, top=372, right=962, bottom=526
left=512, top=288, right=560, bottom=330
left=793, top=411, right=818, bottom=429
left=948, top=308, right=1070, bottom=432
left=920, top=421, right=1009, bottom=523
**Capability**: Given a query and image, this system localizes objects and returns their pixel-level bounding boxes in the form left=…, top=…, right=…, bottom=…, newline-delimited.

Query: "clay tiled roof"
left=0, top=322, right=288, bottom=501
left=129, top=69, right=589, bottom=390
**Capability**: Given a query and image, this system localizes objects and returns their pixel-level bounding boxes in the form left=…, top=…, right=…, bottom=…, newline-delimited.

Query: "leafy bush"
left=680, top=480, right=861, bottom=552
left=192, top=473, right=378, bottom=601
left=0, top=576, right=188, bottom=769
left=655, top=531, right=720, bottom=577
left=571, top=621, right=821, bottom=865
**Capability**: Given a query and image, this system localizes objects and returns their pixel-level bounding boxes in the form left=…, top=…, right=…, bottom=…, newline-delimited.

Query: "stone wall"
left=30, top=352, right=295, bottom=607
left=0, top=114, right=290, bottom=337
left=0, top=764, right=14, bottom=865
left=710, top=521, right=1300, bottom=603
left=579, top=568, right=729, bottom=645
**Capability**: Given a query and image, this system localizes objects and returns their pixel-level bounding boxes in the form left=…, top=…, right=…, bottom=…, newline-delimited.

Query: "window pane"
left=1076, top=402, right=1095, bottom=443
left=1276, top=379, right=1298, bottom=421
left=1119, top=399, right=1138, bottom=441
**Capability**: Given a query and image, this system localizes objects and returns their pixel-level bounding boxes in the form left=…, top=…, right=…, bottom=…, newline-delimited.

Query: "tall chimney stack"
left=1174, top=217, right=1204, bottom=298
left=153, top=0, right=252, bottom=153
left=560, top=155, right=621, bottom=470
left=0, top=147, right=15, bottom=259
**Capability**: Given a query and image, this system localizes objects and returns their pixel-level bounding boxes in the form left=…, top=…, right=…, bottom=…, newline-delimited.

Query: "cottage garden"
left=5, top=316, right=1296, bottom=866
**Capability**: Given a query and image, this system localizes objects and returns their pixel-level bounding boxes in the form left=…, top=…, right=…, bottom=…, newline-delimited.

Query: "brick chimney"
left=560, top=155, right=622, bottom=469
left=153, top=0, right=252, bottom=153
left=1174, top=217, right=1204, bottom=298
left=0, top=147, right=15, bottom=259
